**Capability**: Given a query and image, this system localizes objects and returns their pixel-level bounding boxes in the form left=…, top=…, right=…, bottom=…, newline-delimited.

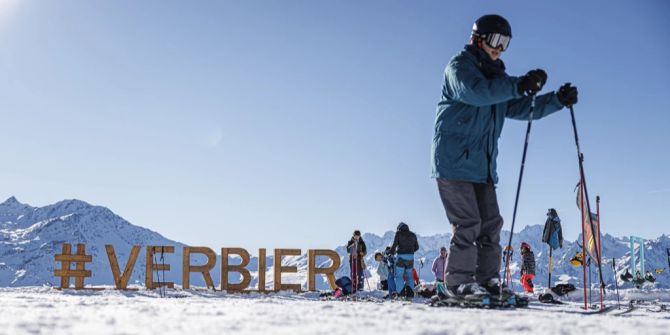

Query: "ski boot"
left=430, top=282, right=490, bottom=308
left=482, top=278, right=529, bottom=308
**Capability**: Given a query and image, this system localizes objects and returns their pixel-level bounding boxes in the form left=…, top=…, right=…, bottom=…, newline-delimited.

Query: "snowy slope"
left=1, top=196, right=669, bottom=290
left=0, top=287, right=669, bottom=335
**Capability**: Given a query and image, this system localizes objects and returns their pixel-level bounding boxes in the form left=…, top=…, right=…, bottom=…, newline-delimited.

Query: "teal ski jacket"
left=431, top=51, right=564, bottom=183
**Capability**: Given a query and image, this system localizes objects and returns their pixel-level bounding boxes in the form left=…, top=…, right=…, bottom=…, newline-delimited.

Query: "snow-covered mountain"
left=0, top=196, right=202, bottom=287
left=1, top=197, right=669, bottom=290
left=0, top=196, right=324, bottom=289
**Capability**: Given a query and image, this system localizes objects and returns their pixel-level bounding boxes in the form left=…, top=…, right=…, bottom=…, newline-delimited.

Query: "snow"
left=0, top=287, right=668, bottom=335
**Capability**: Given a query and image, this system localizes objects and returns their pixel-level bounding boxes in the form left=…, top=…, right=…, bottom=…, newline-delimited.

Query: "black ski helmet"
left=472, top=14, right=512, bottom=38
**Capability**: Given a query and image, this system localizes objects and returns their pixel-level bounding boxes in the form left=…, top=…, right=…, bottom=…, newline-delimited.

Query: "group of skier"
left=347, top=222, right=420, bottom=298
left=346, top=225, right=537, bottom=300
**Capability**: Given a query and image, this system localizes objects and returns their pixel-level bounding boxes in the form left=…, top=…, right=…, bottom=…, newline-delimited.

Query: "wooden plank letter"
left=74, top=244, right=87, bottom=289
left=273, top=248, right=301, bottom=293
left=182, top=247, right=216, bottom=290
left=257, top=248, right=266, bottom=292
left=53, top=243, right=92, bottom=289
left=105, top=245, right=140, bottom=289
left=58, top=243, right=71, bottom=288
left=145, top=246, right=175, bottom=289
left=221, top=248, right=251, bottom=292
left=307, top=249, right=341, bottom=291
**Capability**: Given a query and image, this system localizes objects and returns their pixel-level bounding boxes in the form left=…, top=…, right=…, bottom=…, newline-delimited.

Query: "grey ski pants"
left=437, top=179, right=504, bottom=287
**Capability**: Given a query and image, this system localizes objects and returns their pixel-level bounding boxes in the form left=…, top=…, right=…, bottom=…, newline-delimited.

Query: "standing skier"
left=431, top=247, right=448, bottom=283
left=346, top=230, right=367, bottom=292
left=390, top=222, right=420, bottom=297
left=520, top=242, right=536, bottom=293
left=432, top=14, right=578, bottom=302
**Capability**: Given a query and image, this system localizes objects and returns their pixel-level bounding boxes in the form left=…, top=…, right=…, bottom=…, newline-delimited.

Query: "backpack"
left=335, top=276, right=353, bottom=295
left=550, top=283, right=576, bottom=296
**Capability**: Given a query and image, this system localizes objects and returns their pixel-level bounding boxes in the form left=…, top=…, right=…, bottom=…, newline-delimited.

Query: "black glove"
left=517, top=69, right=547, bottom=96
left=556, top=82, right=578, bottom=107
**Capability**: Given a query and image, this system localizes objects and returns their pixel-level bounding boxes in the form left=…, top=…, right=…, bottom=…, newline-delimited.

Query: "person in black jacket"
left=390, top=222, right=419, bottom=296
left=346, top=230, right=367, bottom=292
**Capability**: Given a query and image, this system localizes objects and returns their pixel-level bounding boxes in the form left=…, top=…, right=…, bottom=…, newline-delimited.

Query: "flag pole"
left=570, top=105, right=606, bottom=309
left=580, top=181, right=588, bottom=310
left=597, top=195, right=604, bottom=309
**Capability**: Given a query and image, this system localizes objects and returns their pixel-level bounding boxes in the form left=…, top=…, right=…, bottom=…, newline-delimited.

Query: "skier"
left=520, top=242, right=536, bottom=293
left=374, top=252, right=389, bottom=290
left=431, top=247, right=448, bottom=283
left=390, top=222, right=419, bottom=297
left=432, top=14, right=578, bottom=303
left=346, top=230, right=367, bottom=292
left=382, top=246, right=397, bottom=295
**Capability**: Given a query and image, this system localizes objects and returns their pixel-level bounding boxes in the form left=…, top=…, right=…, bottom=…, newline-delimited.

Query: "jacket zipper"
left=489, top=105, right=497, bottom=180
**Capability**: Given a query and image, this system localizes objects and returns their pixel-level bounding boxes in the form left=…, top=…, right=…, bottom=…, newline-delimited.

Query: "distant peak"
left=1, top=196, right=22, bottom=206
left=52, top=198, right=92, bottom=209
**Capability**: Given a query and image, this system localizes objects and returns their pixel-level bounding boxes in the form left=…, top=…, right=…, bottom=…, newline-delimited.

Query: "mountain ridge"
left=1, top=196, right=668, bottom=290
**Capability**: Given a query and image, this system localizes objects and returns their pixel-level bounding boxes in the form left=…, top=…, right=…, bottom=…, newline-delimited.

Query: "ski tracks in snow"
left=0, top=287, right=668, bottom=335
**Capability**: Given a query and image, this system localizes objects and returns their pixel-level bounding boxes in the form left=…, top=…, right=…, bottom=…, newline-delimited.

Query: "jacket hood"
left=397, top=222, right=409, bottom=232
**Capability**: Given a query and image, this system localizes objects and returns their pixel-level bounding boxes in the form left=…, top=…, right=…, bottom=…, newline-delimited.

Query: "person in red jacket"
left=520, top=242, right=536, bottom=293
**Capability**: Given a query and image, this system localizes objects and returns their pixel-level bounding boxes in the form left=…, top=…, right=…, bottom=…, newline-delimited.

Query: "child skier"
left=346, top=230, right=367, bottom=292
left=374, top=252, right=388, bottom=290
left=432, top=14, right=578, bottom=303
left=520, top=242, right=536, bottom=293
left=431, top=247, right=448, bottom=283
left=390, top=222, right=419, bottom=297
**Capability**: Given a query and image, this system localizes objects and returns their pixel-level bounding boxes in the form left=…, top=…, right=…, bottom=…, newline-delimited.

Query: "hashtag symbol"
left=54, top=243, right=92, bottom=289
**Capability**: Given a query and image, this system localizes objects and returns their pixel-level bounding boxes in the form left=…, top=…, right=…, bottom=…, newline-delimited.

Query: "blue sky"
left=1, top=1, right=668, bottom=251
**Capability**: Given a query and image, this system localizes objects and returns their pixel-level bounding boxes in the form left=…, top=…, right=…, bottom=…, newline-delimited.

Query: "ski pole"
left=152, top=252, right=161, bottom=295
left=548, top=246, right=553, bottom=289
left=354, top=240, right=359, bottom=295
left=612, top=258, right=620, bottom=309
left=502, top=93, right=536, bottom=293
left=160, top=246, right=167, bottom=297
left=363, top=257, right=371, bottom=291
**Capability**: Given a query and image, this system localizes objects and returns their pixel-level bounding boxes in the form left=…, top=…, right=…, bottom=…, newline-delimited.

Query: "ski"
left=525, top=304, right=617, bottom=315
left=428, top=295, right=492, bottom=308
left=646, top=305, right=668, bottom=313
left=610, top=304, right=636, bottom=316
left=428, top=292, right=530, bottom=309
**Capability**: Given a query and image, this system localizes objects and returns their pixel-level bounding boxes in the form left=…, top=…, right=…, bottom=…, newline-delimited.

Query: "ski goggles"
left=484, top=33, right=511, bottom=51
